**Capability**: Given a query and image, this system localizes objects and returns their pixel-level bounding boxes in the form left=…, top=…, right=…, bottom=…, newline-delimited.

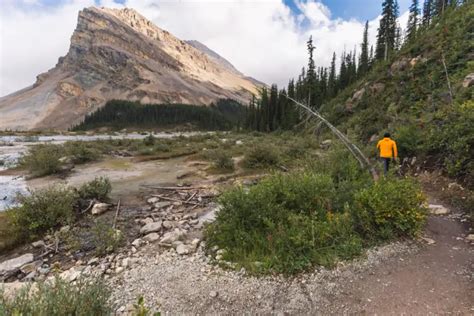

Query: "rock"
left=115, top=267, right=124, bottom=274
left=428, top=204, right=450, bottom=215
left=60, top=266, right=83, bottom=282
left=122, top=258, right=130, bottom=268
left=209, top=291, right=218, bottom=298
left=448, top=182, right=464, bottom=191
left=143, top=232, right=160, bottom=242
left=140, top=217, right=154, bottom=225
left=420, top=237, right=436, bottom=245
left=131, top=238, right=142, bottom=248
left=176, top=244, right=191, bottom=255
left=23, top=271, right=37, bottom=281
left=236, top=140, right=243, bottom=145
left=390, top=58, right=410, bottom=73
left=159, top=228, right=186, bottom=244
left=31, top=240, right=46, bottom=248
left=140, top=221, right=162, bottom=234
left=0, top=281, right=33, bottom=299
left=154, top=201, right=172, bottom=209
left=20, top=260, right=41, bottom=274
left=0, top=253, right=34, bottom=274
left=409, top=55, right=427, bottom=67
left=147, top=197, right=159, bottom=204
left=91, top=203, right=110, bottom=215
left=87, top=258, right=99, bottom=266
left=59, top=225, right=70, bottom=234
left=215, top=254, right=223, bottom=261
left=369, top=134, right=378, bottom=143
left=466, top=234, right=474, bottom=242
left=38, top=267, right=50, bottom=275
left=369, top=82, right=385, bottom=94
left=351, top=87, right=366, bottom=102
left=462, top=73, right=474, bottom=88
left=59, top=156, right=74, bottom=164
left=163, top=220, right=174, bottom=229
left=321, top=139, right=332, bottom=148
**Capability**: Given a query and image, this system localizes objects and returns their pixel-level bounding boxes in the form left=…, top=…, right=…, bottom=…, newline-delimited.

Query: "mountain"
left=0, top=7, right=261, bottom=131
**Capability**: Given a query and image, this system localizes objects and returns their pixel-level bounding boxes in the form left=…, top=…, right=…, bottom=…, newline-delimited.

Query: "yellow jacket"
left=377, top=137, right=398, bottom=158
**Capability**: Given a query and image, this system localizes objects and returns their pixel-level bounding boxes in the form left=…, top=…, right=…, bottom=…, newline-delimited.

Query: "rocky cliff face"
left=0, top=7, right=260, bottom=130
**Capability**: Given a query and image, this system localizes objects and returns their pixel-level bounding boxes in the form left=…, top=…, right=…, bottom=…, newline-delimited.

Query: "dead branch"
left=441, top=51, right=454, bottom=103
left=113, top=199, right=121, bottom=229
left=151, top=194, right=203, bottom=206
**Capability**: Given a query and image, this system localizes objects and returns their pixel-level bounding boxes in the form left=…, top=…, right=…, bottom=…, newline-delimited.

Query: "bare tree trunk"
left=285, top=95, right=379, bottom=181
left=441, top=51, right=454, bottom=103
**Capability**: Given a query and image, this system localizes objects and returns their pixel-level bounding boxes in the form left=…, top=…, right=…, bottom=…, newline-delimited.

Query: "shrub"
left=352, top=177, right=427, bottom=240
left=242, top=144, right=280, bottom=169
left=78, top=177, right=112, bottom=201
left=0, top=275, right=111, bottom=315
left=6, top=186, right=78, bottom=242
left=63, top=141, right=101, bottom=164
left=143, top=134, right=156, bottom=146
left=19, top=144, right=63, bottom=177
left=205, top=172, right=363, bottom=274
left=209, top=150, right=234, bottom=171
left=393, top=124, right=424, bottom=158
left=91, top=219, right=123, bottom=255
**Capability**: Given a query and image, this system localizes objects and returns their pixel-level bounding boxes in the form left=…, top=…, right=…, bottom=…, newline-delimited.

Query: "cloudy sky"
left=0, top=0, right=410, bottom=97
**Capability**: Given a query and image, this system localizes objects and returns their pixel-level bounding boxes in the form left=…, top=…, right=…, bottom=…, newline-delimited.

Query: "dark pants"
left=382, top=158, right=391, bottom=175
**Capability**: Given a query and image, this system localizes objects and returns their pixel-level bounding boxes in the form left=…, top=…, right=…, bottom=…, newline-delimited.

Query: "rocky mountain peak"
left=0, top=6, right=260, bottom=131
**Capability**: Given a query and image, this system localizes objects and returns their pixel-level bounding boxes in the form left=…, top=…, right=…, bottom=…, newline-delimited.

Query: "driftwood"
left=141, top=185, right=206, bottom=191
left=113, top=199, right=121, bottom=229
left=80, top=200, right=94, bottom=214
left=151, top=194, right=203, bottom=206
left=284, top=95, right=379, bottom=181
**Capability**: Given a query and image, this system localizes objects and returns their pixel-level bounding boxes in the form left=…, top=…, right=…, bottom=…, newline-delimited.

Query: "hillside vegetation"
left=323, top=2, right=473, bottom=184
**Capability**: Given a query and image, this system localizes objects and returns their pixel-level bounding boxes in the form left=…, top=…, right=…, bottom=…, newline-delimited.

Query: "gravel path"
left=110, top=200, right=473, bottom=314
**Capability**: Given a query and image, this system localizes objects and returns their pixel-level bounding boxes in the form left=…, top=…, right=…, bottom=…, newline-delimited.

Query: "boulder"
left=428, top=204, right=450, bottom=215
left=390, top=58, right=410, bottom=73
left=31, top=240, right=45, bottom=248
left=369, top=83, right=385, bottom=94
left=140, top=221, right=162, bottom=234
left=351, top=87, right=366, bottom=102
left=60, top=266, right=83, bottom=282
left=91, top=203, right=110, bottom=215
left=0, top=253, right=34, bottom=274
left=162, top=220, right=175, bottom=229
left=20, top=260, right=41, bottom=274
left=321, top=139, right=332, bottom=148
left=154, top=201, right=171, bottom=209
left=159, top=228, right=186, bottom=244
left=466, top=234, right=474, bottom=242
left=147, top=197, right=159, bottom=204
left=176, top=244, right=191, bottom=255
left=143, top=232, right=160, bottom=242
left=462, top=73, right=474, bottom=88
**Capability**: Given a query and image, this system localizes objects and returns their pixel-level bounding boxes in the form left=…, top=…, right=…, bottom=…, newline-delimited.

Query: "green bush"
left=394, top=124, right=425, bottom=158
left=19, top=144, right=63, bottom=177
left=0, top=275, right=111, bottom=315
left=91, top=219, right=122, bottom=255
left=205, top=172, right=363, bottom=274
left=6, top=186, right=78, bottom=242
left=63, top=141, right=101, bottom=164
left=78, top=177, right=112, bottom=201
left=209, top=150, right=234, bottom=171
left=352, top=177, right=427, bottom=240
left=143, top=134, right=156, bottom=146
left=242, top=144, right=281, bottom=169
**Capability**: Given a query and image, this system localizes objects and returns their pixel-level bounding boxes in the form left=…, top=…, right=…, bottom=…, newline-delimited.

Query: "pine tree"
left=369, top=45, right=374, bottom=68
left=358, top=21, right=370, bottom=76
left=328, top=52, right=337, bottom=97
left=406, top=0, right=420, bottom=41
left=422, top=0, right=433, bottom=25
left=433, top=0, right=448, bottom=16
left=395, top=24, right=403, bottom=50
left=306, top=36, right=317, bottom=107
left=375, top=0, right=399, bottom=60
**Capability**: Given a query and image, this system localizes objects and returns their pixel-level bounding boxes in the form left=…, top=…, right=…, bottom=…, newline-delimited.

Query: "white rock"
left=176, top=244, right=190, bottom=255
left=154, top=201, right=172, bottom=209
left=0, top=253, right=34, bottom=274
left=131, top=239, right=142, bottom=248
left=115, top=267, right=124, bottom=274
left=31, top=240, right=45, bottom=248
left=420, top=237, right=436, bottom=245
left=466, top=234, right=474, bottom=241
left=122, top=258, right=130, bottom=268
left=163, top=220, right=174, bottom=229
left=87, top=258, right=99, bottom=266
left=428, top=204, right=450, bottom=215
left=235, top=140, right=243, bottom=145
left=147, top=197, right=159, bottom=204
left=140, top=221, right=162, bottom=234
left=60, top=267, right=83, bottom=282
left=160, top=228, right=186, bottom=244
left=143, top=232, right=160, bottom=242
left=141, top=217, right=154, bottom=225
left=209, top=291, right=219, bottom=298
left=91, top=203, right=110, bottom=215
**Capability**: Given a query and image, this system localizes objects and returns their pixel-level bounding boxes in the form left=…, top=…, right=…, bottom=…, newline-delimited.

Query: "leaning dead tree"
left=285, top=95, right=379, bottom=181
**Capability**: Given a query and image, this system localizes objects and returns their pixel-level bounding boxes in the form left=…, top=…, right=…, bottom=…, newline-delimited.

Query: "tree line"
left=245, top=0, right=464, bottom=132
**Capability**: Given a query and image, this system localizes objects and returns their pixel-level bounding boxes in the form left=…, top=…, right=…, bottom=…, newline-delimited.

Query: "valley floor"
left=109, top=196, right=473, bottom=314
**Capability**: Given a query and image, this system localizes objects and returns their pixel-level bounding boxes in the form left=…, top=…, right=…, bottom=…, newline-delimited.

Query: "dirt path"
left=326, top=206, right=473, bottom=314
left=111, top=192, right=473, bottom=314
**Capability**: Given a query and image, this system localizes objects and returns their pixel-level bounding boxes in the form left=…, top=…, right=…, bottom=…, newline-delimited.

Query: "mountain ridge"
left=0, top=7, right=260, bottom=131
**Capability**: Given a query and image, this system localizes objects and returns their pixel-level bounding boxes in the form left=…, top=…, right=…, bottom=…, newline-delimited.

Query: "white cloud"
left=0, top=0, right=408, bottom=96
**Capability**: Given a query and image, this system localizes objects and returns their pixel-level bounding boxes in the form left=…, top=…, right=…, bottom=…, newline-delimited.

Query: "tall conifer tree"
left=359, top=21, right=370, bottom=76
left=406, top=0, right=420, bottom=41
left=375, top=0, right=399, bottom=60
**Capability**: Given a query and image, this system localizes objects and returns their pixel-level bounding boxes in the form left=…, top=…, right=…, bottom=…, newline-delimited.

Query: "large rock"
left=0, top=254, right=34, bottom=274
left=143, top=232, right=160, bottom=242
left=91, top=203, right=110, bottom=215
left=462, top=73, right=474, bottom=88
left=159, top=228, right=186, bottom=245
left=390, top=58, right=410, bottom=73
left=428, top=204, right=450, bottom=215
left=140, top=221, right=162, bottom=234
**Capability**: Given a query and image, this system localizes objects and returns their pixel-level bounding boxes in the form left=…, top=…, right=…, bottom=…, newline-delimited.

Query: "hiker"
left=377, top=132, right=398, bottom=175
